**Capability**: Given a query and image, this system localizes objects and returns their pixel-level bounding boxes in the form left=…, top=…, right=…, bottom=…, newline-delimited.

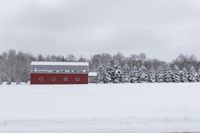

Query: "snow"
left=31, top=61, right=89, bottom=66
left=0, top=83, right=200, bottom=132
left=88, top=72, right=97, bottom=76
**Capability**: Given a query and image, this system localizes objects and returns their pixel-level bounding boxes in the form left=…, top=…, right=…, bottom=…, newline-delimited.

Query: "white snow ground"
left=0, top=83, right=200, bottom=133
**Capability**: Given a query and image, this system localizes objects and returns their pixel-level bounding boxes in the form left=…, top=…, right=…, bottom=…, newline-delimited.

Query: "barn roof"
left=30, top=62, right=89, bottom=73
left=31, top=62, right=89, bottom=66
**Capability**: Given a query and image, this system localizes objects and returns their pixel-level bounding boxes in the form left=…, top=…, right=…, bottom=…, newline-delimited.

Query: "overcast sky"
left=0, top=0, right=200, bottom=61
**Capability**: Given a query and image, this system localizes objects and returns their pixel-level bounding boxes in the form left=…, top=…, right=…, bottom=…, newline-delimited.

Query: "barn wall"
left=31, top=73, right=88, bottom=84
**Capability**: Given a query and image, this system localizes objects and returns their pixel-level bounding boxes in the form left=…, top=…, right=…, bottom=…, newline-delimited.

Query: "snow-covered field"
left=0, top=83, right=200, bottom=133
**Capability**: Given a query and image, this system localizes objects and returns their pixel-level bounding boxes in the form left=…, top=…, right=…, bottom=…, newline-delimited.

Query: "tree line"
left=0, top=50, right=200, bottom=84
left=96, top=61, right=200, bottom=83
left=95, top=54, right=200, bottom=83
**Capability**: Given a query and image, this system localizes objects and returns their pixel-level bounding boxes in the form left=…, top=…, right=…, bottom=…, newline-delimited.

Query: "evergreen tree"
left=130, top=66, right=139, bottom=83
left=119, top=68, right=125, bottom=83
left=107, top=65, right=115, bottom=83
left=123, top=64, right=131, bottom=82
left=138, top=65, right=148, bottom=83
left=172, top=65, right=181, bottom=83
left=180, top=67, right=189, bottom=82
left=113, top=65, right=124, bottom=83
left=164, top=64, right=173, bottom=83
left=148, top=66, right=156, bottom=83
left=156, top=65, right=165, bottom=83
left=106, top=62, right=124, bottom=83
left=188, top=66, right=198, bottom=82
left=104, top=70, right=111, bottom=83
left=96, top=66, right=104, bottom=83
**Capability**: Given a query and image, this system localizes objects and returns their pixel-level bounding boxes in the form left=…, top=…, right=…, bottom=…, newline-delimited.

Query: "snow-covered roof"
left=30, top=62, right=89, bottom=73
left=89, top=72, right=97, bottom=76
left=31, top=62, right=89, bottom=66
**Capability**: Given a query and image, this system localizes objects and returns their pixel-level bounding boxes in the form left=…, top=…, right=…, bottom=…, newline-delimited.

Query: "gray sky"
left=0, top=0, right=200, bottom=61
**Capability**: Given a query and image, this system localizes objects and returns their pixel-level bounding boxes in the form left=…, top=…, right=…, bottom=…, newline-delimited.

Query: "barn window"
left=38, top=77, right=44, bottom=81
left=63, top=77, right=68, bottom=81
left=51, top=77, right=56, bottom=81
left=75, top=77, right=80, bottom=81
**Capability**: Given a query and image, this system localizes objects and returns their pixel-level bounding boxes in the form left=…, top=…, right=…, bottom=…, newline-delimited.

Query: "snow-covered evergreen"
left=130, top=66, right=139, bottom=83
left=172, top=65, right=181, bottom=83
left=104, top=70, right=111, bottom=83
left=156, top=66, right=165, bottom=83
left=188, top=66, right=198, bottom=82
left=107, top=63, right=122, bottom=83
left=96, top=66, right=105, bottom=83
left=138, top=65, right=148, bottom=83
left=123, top=64, right=131, bottom=82
left=148, top=66, right=156, bottom=83
left=97, top=62, right=124, bottom=83
left=180, top=67, right=189, bottom=82
left=164, top=64, right=173, bottom=83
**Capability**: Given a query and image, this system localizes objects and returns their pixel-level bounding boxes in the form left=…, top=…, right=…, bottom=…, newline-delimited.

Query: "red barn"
left=30, top=62, right=89, bottom=84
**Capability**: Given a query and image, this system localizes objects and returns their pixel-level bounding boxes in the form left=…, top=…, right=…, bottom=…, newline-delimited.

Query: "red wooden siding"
left=31, top=73, right=88, bottom=84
